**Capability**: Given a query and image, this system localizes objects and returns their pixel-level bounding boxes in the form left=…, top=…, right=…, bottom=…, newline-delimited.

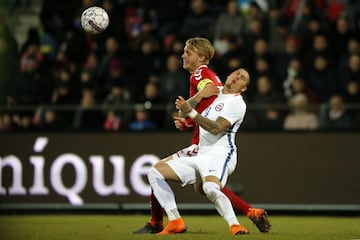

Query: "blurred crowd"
left=0, top=0, right=360, bottom=131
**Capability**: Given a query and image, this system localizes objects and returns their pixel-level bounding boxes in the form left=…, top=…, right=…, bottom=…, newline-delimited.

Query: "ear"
left=198, top=55, right=207, bottom=64
left=241, top=86, right=247, bottom=92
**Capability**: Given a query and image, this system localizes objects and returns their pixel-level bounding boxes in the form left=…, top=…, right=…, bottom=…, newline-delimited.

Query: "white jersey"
left=198, top=87, right=246, bottom=153
left=167, top=87, right=247, bottom=187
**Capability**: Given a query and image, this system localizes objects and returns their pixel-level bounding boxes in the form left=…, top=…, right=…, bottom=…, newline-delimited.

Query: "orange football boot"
left=156, top=217, right=187, bottom=235
left=246, top=208, right=271, bottom=233
left=230, top=224, right=249, bottom=235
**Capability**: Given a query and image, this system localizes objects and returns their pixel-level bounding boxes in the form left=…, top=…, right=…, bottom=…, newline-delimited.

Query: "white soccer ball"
left=81, top=6, right=109, bottom=34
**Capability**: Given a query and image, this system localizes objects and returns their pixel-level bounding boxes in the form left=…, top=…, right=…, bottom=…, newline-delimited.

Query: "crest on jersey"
left=215, top=103, right=224, bottom=111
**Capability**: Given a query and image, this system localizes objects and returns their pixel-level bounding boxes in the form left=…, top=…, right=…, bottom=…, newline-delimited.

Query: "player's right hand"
left=174, top=116, right=193, bottom=130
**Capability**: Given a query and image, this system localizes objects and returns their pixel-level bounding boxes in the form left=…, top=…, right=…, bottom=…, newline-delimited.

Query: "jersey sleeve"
left=197, top=78, right=214, bottom=91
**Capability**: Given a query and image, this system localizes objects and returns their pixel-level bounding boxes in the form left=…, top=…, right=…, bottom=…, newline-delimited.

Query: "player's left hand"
left=175, top=96, right=192, bottom=113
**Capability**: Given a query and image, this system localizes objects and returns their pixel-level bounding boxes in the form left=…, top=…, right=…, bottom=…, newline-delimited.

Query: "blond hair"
left=185, top=37, right=215, bottom=64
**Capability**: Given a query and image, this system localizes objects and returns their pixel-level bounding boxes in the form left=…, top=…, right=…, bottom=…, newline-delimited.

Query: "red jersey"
left=189, top=65, right=222, bottom=144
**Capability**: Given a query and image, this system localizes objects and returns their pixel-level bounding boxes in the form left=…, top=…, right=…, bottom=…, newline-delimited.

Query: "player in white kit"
left=148, top=68, right=251, bottom=235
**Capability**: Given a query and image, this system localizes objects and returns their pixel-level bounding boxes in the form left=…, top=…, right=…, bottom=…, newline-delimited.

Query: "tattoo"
left=188, top=98, right=199, bottom=108
left=193, top=115, right=231, bottom=135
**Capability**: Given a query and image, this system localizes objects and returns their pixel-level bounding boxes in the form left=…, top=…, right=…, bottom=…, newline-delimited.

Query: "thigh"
left=155, top=144, right=198, bottom=167
left=166, top=157, right=200, bottom=187
left=198, top=149, right=237, bottom=187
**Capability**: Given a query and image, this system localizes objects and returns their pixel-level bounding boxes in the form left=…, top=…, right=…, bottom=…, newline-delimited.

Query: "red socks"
left=150, top=192, right=164, bottom=225
left=221, top=187, right=251, bottom=215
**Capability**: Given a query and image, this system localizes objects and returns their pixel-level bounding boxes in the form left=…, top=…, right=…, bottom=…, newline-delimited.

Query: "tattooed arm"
left=178, top=83, right=219, bottom=117
left=175, top=96, right=231, bottom=135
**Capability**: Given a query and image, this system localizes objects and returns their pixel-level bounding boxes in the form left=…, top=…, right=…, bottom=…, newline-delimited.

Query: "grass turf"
left=1, top=214, right=360, bottom=240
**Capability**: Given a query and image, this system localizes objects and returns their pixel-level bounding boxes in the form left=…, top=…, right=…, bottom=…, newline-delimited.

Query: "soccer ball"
left=81, top=6, right=109, bottom=34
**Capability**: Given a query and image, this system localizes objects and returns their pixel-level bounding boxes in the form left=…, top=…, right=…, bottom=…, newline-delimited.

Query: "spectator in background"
left=343, top=80, right=360, bottom=129
left=286, top=0, right=328, bottom=34
left=129, top=107, right=157, bottom=131
left=97, top=36, right=123, bottom=90
left=244, top=0, right=270, bottom=40
left=298, top=14, right=327, bottom=58
left=339, top=53, right=360, bottom=93
left=213, top=0, right=245, bottom=56
left=0, top=113, right=13, bottom=131
left=319, top=95, right=352, bottom=130
left=250, top=57, right=277, bottom=97
left=53, top=66, right=80, bottom=103
left=286, top=75, right=319, bottom=105
left=180, top=0, right=214, bottom=40
left=268, top=11, right=291, bottom=55
left=308, top=54, right=339, bottom=103
left=246, top=38, right=277, bottom=94
left=98, top=58, right=124, bottom=99
left=13, top=57, right=53, bottom=106
left=34, top=108, right=61, bottom=130
left=12, top=112, right=35, bottom=131
left=159, top=54, right=189, bottom=102
left=243, top=17, right=267, bottom=57
left=136, top=82, right=166, bottom=129
left=100, top=0, right=126, bottom=42
left=130, top=37, right=162, bottom=97
left=251, top=75, right=284, bottom=129
left=275, top=35, right=302, bottom=83
left=19, top=27, right=40, bottom=56
left=51, top=69, right=79, bottom=129
left=20, top=43, right=43, bottom=72
left=246, top=38, right=275, bottom=74
left=282, top=58, right=303, bottom=99
left=213, top=36, right=245, bottom=80
left=102, top=80, right=133, bottom=131
left=337, top=37, right=360, bottom=90
left=304, top=33, right=335, bottom=73
left=73, top=87, right=104, bottom=130
left=329, top=15, right=355, bottom=60
left=166, top=37, right=186, bottom=57
left=283, top=93, right=319, bottom=130
left=148, top=0, right=189, bottom=38
left=82, top=52, right=99, bottom=82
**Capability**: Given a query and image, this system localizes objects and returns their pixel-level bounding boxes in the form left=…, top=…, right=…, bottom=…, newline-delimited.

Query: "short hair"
left=185, top=37, right=215, bottom=64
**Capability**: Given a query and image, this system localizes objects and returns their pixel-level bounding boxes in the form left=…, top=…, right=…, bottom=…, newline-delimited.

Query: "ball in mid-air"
left=81, top=6, right=109, bottom=34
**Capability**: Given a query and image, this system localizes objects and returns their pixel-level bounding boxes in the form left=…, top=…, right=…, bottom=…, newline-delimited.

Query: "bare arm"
left=178, top=83, right=219, bottom=117
left=175, top=96, right=231, bottom=135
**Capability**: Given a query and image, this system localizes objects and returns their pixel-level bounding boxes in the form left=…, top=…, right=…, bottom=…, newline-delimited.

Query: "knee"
left=147, top=167, right=164, bottom=184
left=202, top=181, right=221, bottom=202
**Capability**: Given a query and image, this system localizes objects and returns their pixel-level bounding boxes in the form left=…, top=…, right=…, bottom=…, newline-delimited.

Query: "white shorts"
left=167, top=146, right=237, bottom=187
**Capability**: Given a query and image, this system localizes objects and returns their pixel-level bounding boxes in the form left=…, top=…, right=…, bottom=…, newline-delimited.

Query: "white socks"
left=147, top=167, right=180, bottom=220
left=203, top=181, right=239, bottom=226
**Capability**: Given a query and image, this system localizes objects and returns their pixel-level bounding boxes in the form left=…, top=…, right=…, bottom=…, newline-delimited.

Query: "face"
left=182, top=45, right=203, bottom=73
left=224, top=68, right=249, bottom=93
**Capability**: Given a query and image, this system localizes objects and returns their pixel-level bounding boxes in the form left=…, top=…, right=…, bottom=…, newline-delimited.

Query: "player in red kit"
left=133, top=37, right=270, bottom=234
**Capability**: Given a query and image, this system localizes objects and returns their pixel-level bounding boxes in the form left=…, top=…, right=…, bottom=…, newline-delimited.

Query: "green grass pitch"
left=1, top=214, right=360, bottom=240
